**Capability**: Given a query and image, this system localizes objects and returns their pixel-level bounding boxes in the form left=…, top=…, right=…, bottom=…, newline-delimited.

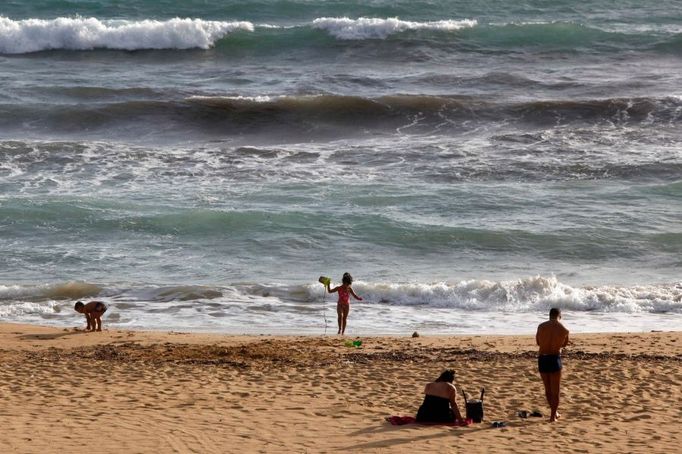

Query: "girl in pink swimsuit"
left=325, top=272, right=363, bottom=335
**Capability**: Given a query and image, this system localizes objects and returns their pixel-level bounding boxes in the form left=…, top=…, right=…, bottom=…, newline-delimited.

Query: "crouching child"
left=74, top=301, right=108, bottom=331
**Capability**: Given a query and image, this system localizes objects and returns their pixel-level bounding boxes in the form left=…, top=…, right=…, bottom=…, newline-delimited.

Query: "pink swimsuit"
left=337, top=286, right=350, bottom=307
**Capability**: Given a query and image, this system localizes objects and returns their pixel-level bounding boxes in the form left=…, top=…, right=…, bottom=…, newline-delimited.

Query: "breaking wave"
left=3, top=277, right=680, bottom=314
left=310, top=17, right=477, bottom=39
left=2, top=16, right=681, bottom=54
left=0, top=16, right=253, bottom=53
left=3, top=94, right=682, bottom=140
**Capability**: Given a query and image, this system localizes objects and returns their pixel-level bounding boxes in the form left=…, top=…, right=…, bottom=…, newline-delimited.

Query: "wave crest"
left=304, top=276, right=682, bottom=313
left=0, top=281, right=102, bottom=301
left=311, top=17, right=477, bottom=39
left=2, top=16, right=679, bottom=54
left=0, top=16, right=253, bottom=53
left=1, top=278, right=680, bottom=316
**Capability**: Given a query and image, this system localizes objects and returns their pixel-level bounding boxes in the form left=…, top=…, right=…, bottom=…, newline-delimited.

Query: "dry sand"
left=0, top=323, right=680, bottom=453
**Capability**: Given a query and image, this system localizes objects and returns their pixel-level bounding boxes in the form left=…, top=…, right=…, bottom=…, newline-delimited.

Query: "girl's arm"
left=327, top=285, right=340, bottom=294
left=349, top=287, right=363, bottom=301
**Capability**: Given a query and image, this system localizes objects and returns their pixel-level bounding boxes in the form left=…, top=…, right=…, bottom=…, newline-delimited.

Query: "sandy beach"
left=0, top=323, right=679, bottom=453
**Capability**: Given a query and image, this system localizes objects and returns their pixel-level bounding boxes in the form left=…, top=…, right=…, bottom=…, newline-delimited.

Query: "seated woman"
left=416, top=369, right=464, bottom=423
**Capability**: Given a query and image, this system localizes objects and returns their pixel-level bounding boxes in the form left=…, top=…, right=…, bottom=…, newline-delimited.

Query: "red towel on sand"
left=385, top=416, right=472, bottom=426
left=386, top=416, right=416, bottom=425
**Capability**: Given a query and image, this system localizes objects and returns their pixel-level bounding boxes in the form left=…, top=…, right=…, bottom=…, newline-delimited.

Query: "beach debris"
left=344, top=340, right=362, bottom=348
left=412, top=331, right=419, bottom=338
left=517, top=410, right=543, bottom=419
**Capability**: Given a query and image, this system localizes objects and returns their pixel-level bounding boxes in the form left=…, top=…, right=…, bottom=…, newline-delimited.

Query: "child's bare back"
left=74, top=300, right=108, bottom=331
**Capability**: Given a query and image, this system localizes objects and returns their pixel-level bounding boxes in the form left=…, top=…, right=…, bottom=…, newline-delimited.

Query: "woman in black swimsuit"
left=416, top=369, right=464, bottom=423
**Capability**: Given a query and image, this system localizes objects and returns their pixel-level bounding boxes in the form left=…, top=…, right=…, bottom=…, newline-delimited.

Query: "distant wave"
left=310, top=17, right=477, bottom=39
left=3, top=94, right=682, bottom=139
left=0, top=281, right=102, bottom=302
left=0, top=16, right=253, bottom=53
left=0, top=16, right=476, bottom=54
left=184, top=94, right=682, bottom=123
left=3, top=16, right=681, bottom=54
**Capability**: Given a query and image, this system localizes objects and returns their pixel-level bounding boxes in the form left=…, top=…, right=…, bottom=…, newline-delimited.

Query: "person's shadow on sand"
left=18, top=329, right=90, bottom=341
left=342, top=421, right=503, bottom=450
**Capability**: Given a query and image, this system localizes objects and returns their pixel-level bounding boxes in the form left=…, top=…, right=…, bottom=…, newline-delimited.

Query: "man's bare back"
left=536, top=319, right=569, bottom=355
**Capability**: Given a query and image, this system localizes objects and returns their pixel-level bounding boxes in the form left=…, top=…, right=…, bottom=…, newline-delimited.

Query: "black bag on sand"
left=461, top=388, right=485, bottom=423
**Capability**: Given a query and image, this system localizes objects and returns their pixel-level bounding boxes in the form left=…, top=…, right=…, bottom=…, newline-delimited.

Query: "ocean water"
left=1, top=0, right=681, bottom=334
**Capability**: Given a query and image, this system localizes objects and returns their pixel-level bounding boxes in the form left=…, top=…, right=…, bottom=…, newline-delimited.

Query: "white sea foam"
left=188, top=95, right=275, bottom=103
left=0, top=300, right=59, bottom=317
left=311, top=17, right=477, bottom=40
left=0, top=16, right=254, bottom=53
left=2, top=278, right=680, bottom=315
left=1, top=278, right=681, bottom=334
left=312, top=276, right=682, bottom=314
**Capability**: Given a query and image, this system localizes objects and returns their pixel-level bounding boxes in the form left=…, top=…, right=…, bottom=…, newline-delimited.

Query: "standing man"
left=536, top=307, right=569, bottom=422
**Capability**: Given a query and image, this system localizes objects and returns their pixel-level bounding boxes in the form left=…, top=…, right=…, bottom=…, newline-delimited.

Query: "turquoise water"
left=0, top=0, right=681, bottom=333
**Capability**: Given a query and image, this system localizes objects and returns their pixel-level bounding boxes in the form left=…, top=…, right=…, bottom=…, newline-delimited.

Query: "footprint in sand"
left=625, top=414, right=652, bottom=422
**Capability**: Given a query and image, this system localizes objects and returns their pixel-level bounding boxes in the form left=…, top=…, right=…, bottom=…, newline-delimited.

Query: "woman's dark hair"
left=436, top=369, right=455, bottom=383
left=342, top=272, right=353, bottom=285
left=74, top=301, right=84, bottom=310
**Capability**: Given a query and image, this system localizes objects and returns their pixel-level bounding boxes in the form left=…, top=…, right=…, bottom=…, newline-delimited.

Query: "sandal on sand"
left=491, top=421, right=507, bottom=428
left=530, top=411, right=543, bottom=417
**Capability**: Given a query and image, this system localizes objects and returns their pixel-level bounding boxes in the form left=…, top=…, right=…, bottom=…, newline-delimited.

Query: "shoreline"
left=8, top=307, right=682, bottom=337
left=1, top=322, right=680, bottom=453
left=4, top=320, right=681, bottom=344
